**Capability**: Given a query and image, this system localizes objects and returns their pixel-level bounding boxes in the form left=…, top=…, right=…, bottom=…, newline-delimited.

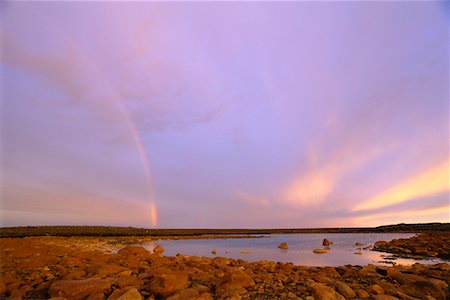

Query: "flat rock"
left=49, top=278, right=112, bottom=300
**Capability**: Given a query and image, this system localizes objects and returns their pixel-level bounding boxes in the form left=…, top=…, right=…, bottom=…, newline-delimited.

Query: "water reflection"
left=132, top=233, right=448, bottom=267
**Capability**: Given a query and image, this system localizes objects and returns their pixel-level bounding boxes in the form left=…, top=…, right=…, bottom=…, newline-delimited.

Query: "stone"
left=322, top=239, right=332, bottom=246
left=86, top=292, right=105, bottom=300
left=313, top=249, right=329, bottom=254
left=153, top=245, right=165, bottom=255
left=117, top=288, right=143, bottom=300
left=369, top=284, right=385, bottom=295
left=387, top=269, right=447, bottom=289
left=211, top=249, right=217, bottom=255
left=49, top=279, right=112, bottom=300
left=335, top=281, right=356, bottom=299
left=310, top=283, right=346, bottom=300
left=166, top=288, right=200, bottom=300
left=371, top=295, right=399, bottom=300
left=396, top=281, right=446, bottom=300
left=215, top=269, right=255, bottom=296
left=358, top=289, right=370, bottom=298
left=96, top=263, right=129, bottom=277
left=148, top=270, right=189, bottom=297
left=278, top=242, right=289, bottom=249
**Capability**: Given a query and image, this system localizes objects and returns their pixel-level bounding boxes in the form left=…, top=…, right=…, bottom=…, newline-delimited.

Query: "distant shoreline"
left=1, top=222, right=449, bottom=237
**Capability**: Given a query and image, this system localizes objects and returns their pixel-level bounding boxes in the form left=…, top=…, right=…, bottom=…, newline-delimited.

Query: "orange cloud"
left=354, top=205, right=450, bottom=227
left=353, top=160, right=449, bottom=212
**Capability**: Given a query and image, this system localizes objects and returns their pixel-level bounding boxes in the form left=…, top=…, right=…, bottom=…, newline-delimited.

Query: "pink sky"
left=1, top=1, right=449, bottom=228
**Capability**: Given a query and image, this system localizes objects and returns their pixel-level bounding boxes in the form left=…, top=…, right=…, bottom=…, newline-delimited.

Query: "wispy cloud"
left=354, top=160, right=449, bottom=212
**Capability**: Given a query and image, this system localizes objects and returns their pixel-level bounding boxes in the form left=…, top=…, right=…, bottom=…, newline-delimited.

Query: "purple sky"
left=1, top=1, right=449, bottom=228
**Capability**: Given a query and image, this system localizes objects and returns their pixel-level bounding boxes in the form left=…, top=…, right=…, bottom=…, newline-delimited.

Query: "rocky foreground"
left=1, top=236, right=449, bottom=300
left=373, top=233, right=450, bottom=260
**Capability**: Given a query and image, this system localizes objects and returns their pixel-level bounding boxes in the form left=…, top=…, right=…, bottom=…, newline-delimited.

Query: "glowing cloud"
left=354, top=160, right=449, bottom=212
left=354, top=205, right=450, bottom=227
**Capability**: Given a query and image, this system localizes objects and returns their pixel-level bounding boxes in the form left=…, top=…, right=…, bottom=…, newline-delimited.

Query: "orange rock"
left=116, top=288, right=143, bottom=300
left=166, top=288, right=201, bottom=300
left=115, top=276, right=144, bottom=289
left=335, top=281, right=356, bottom=299
left=322, top=239, right=332, bottom=246
left=96, top=263, right=130, bottom=277
left=278, top=242, right=289, bottom=249
left=397, top=281, right=446, bottom=300
left=153, top=245, right=165, bottom=255
left=49, top=278, right=112, bottom=300
left=369, top=284, right=385, bottom=295
left=215, top=269, right=255, bottom=296
left=310, top=283, right=345, bottom=300
left=148, top=270, right=189, bottom=297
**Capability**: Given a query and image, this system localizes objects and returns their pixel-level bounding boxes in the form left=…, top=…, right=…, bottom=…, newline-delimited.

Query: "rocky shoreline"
left=1, top=235, right=449, bottom=300
left=373, top=233, right=450, bottom=260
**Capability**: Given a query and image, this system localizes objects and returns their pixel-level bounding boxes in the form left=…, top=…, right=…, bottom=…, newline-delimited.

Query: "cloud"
left=353, top=160, right=449, bottom=212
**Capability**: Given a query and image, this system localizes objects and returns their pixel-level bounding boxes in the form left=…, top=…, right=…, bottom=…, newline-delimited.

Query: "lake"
left=131, top=233, right=448, bottom=267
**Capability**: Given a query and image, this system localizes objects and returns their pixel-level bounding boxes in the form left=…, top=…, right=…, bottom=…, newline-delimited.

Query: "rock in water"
left=211, top=249, right=217, bottom=255
left=313, top=249, right=329, bottom=254
left=322, top=239, right=332, bottom=246
left=153, top=245, right=165, bottom=255
left=278, top=242, right=288, bottom=249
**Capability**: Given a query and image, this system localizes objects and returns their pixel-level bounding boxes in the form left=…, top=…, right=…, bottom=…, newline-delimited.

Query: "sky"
left=0, top=1, right=449, bottom=228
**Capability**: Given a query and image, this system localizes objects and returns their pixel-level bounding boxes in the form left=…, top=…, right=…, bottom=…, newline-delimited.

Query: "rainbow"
left=33, top=9, right=158, bottom=227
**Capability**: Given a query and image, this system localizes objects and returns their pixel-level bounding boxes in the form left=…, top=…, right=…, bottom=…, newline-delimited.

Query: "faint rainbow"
left=33, top=9, right=158, bottom=227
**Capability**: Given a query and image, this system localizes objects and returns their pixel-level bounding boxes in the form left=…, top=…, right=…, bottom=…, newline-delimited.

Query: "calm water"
left=131, top=233, right=448, bottom=267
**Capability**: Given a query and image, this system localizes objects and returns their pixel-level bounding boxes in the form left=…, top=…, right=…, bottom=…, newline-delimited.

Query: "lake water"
left=131, top=233, right=449, bottom=267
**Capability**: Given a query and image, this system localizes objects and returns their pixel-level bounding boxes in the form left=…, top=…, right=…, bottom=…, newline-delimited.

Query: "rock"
left=215, top=269, right=255, bottom=296
left=310, top=283, right=345, bottom=300
left=211, top=249, right=217, bottom=255
left=371, top=295, right=399, bottom=300
left=358, top=289, right=370, bottom=298
left=355, top=242, right=364, bottom=246
left=153, top=245, right=165, bottom=255
left=167, top=288, right=200, bottom=300
left=86, top=292, right=105, bottom=300
left=369, top=284, right=385, bottom=295
left=335, top=281, right=356, bottom=299
left=322, top=239, right=332, bottom=246
left=148, top=270, right=189, bottom=297
left=49, top=279, right=112, bottom=300
left=313, top=249, right=329, bottom=254
left=387, top=269, right=447, bottom=289
left=278, top=242, right=289, bottom=249
left=96, top=263, right=129, bottom=277
left=117, top=288, right=143, bottom=300
left=396, top=281, right=446, bottom=300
